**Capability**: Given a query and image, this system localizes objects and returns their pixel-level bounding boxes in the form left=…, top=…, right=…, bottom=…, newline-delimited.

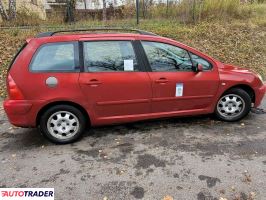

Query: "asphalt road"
left=0, top=98, right=266, bottom=200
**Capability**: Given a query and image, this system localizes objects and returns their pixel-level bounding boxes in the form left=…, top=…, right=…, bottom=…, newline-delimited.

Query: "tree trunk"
left=102, top=0, right=107, bottom=21
left=65, top=0, right=75, bottom=23
left=84, top=0, right=87, bottom=10
left=9, top=0, right=16, bottom=20
left=192, top=0, right=196, bottom=23
left=166, top=0, right=169, bottom=18
left=142, top=0, right=145, bottom=18
left=0, top=0, right=9, bottom=21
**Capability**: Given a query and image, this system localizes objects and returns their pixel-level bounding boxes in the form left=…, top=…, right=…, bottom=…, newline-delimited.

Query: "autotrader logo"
left=0, top=188, right=54, bottom=199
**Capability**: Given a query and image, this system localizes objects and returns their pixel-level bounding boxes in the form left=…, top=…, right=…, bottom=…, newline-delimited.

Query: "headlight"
left=258, top=74, right=264, bottom=82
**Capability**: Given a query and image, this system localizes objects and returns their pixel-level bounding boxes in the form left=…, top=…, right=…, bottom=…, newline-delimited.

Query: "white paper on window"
left=124, top=60, right=134, bottom=71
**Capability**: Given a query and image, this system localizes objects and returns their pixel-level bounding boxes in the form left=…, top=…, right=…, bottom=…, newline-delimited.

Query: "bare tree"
left=142, top=0, right=150, bottom=19
left=83, top=0, right=87, bottom=10
left=102, top=0, right=107, bottom=21
left=9, top=0, right=16, bottom=19
left=65, top=0, right=76, bottom=23
left=192, top=0, right=196, bottom=23
left=0, top=0, right=10, bottom=21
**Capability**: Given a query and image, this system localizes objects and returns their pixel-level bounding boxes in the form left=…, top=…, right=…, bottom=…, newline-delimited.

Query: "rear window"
left=30, top=42, right=79, bottom=72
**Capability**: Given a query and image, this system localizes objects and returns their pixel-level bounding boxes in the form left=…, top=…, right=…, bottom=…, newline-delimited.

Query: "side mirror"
left=197, top=63, right=204, bottom=72
left=193, top=63, right=203, bottom=73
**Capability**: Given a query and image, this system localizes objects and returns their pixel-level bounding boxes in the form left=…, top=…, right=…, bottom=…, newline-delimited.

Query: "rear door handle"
left=85, top=79, right=102, bottom=85
left=155, top=78, right=169, bottom=84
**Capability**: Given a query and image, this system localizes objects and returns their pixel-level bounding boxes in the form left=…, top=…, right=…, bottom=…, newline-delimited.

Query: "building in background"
left=45, top=0, right=123, bottom=10
left=45, top=0, right=124, bottom=20
left=0, top=0, right=128, bottom=21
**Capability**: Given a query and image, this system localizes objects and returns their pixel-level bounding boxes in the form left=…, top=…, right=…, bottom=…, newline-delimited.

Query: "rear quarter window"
left=8, top=42, right=28, bottom=71
left=30, top=42, right=79, bottom=72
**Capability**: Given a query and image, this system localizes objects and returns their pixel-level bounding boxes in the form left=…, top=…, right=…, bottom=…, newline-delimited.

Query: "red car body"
left=3, top=32, right=266, bottom=128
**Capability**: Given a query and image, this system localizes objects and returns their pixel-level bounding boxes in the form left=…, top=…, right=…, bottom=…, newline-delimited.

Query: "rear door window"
left=30, top=42, right=79, bottom=72
left=83, top=41, right=139, bottom=72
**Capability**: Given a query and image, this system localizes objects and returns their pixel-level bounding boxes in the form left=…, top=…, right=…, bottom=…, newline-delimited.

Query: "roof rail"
left=36, top=28, right=158, bottom=38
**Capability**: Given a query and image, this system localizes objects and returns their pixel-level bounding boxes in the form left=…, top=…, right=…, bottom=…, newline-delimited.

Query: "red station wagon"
left=3, top=28, right=266, bottom=143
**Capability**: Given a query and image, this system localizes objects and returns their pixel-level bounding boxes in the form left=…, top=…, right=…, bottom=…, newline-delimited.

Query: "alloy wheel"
left=47, top=111, right=80, bottom=139
left=217, top=94, right=245, bottom=119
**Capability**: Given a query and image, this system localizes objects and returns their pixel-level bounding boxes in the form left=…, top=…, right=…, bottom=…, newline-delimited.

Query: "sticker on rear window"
left=124, top=60, right=134, bottom=71
left=176, top=83, right=183, bottom=97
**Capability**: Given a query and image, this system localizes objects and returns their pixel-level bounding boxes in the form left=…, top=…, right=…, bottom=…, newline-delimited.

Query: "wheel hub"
left=217, top=94, right=245, bottom=118
left=47, top=111, right=80, bottom=139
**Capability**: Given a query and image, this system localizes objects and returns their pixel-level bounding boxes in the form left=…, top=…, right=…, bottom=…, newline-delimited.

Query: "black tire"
left=40, top=105, right=86, bottom=144
left=215, top=88, right=252, bottom=122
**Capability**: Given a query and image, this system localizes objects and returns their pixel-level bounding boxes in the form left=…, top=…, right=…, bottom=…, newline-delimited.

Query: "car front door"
left=79, top=38, right=152, bottom=124
left=140, top=40, right=220, bottom=113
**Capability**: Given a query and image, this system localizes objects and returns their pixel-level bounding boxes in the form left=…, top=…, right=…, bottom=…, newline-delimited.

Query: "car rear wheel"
left=40, top=105, right=86, bottom=144
left=215, top=88, right=252, bottom=122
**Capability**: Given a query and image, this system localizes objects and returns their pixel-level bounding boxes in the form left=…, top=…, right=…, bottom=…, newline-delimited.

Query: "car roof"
left=31, top=29, right=188, bottom=53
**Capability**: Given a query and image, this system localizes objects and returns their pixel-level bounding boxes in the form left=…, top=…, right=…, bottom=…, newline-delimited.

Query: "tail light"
left=7, top=74, right=24, bottom=100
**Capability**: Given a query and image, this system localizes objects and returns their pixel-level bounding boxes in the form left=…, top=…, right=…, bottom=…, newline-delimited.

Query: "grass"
left=148, top=0, right=242, bottom=22
left=0, top=2, right=265, bottom=98
left=125, top=0, right=266, bottom=23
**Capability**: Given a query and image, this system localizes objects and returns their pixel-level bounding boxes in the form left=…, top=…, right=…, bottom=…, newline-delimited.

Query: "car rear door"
left=139, top=40, right=220, bottom=113
left=78, top=37, right=152, bottom=124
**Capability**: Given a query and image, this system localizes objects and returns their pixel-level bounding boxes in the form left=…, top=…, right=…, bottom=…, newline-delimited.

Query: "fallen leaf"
left=163, top=195, right=173, bottom=200
left=243, top=173, right=252, bottom=183
left=219, top=198, right=227, bottom=200
left=249, top=192, right=256, bottom=199
left=219, top=189, right=225, bottom=194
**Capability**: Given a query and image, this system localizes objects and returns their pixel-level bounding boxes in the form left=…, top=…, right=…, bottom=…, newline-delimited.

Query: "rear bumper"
left=3, top=100, right=45, bottom=127
left=254, top=84, right=266, bottom=107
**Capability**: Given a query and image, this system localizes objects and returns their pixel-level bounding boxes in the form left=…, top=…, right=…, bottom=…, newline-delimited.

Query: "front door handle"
left=155, top=78, right=169, bottom=84
left=86, top=79, right=102, bottom=86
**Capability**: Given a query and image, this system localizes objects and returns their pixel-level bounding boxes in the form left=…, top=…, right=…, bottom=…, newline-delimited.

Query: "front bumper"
left=3, top=100, right=45, bottom=127
left=254, top=84, right=266, bottom=107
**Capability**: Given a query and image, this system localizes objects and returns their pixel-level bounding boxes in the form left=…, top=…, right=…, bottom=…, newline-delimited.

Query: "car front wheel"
left=215, top=88, right=252, bottom=122
left=40, top=105, right=86, bottom=144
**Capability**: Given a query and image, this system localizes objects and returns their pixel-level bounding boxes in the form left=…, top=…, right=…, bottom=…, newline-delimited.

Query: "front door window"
left=141, top=41, right=193, bottom=72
